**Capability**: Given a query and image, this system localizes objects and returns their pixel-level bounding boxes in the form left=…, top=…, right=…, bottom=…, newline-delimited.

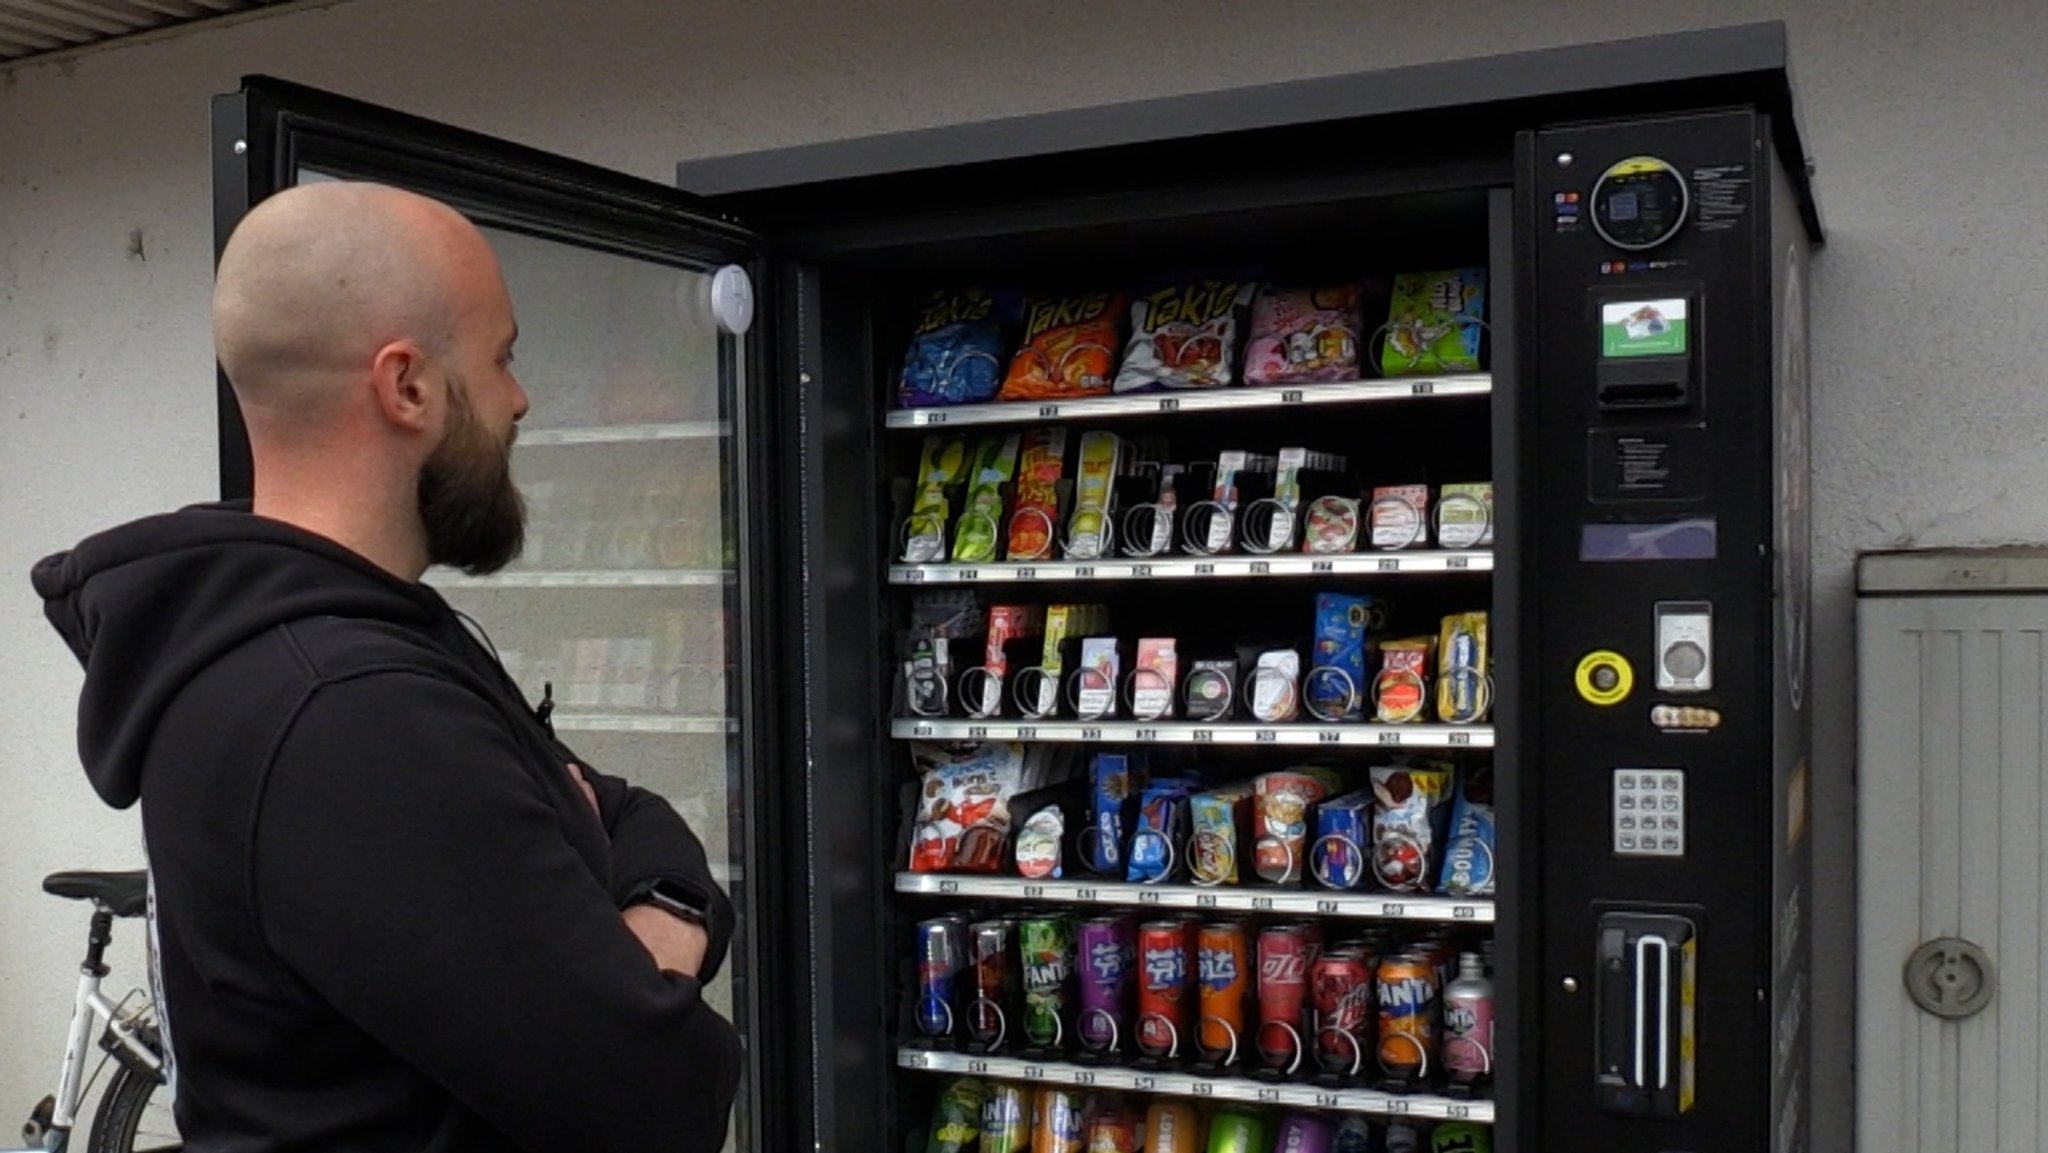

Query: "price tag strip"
left=891, top=719, right=1493, bottom=750
left=887, top=551, right=1491, bottom=585
left=894, top=1049, right=1493, bottom=1123
left=895, top=872, right=1492, bottom=924
left=883, top=374, right=1493, bottom=430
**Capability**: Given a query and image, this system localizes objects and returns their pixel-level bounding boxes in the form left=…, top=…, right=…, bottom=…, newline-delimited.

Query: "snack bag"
left=1188, top=786, right=1253, bottom=885
left=908, top=742, right=1028, bottom=873
left=1436, top=612, right=1491, bottom=723
left=1310, top=789, right=1373, bottom=890
left=903, top=435, right=969, bottom=563
left=1244, top=284, right=1363, bottom=385
left=1251, top=768, right=1343, bottom=883
left=1438, top=768, right=1496, bottom=897
left=1127, top=779, right=1199, bottom=883
left=1087, top=752, right=1145, bottom=875
left=1370, top=485, right=1430, bottom=551
left=1380, top=269, right=1486, bottom=377
left=951, top=434, right=1020, bottom=564
left=1307, top=593, right=1373, bottom=722
left=1374, top=637, right=1435, bottom=724
left=1435, top=482, right=1494, bottom=550
left=1114, top=278, right=1258, bottom=392
left=897, top=288, right=1015, bottom=408
left=998, top=290, right=1126, bottom=401
left=1006, top=429, right=1068, bottom=562
left=1370, top=762, right=1454, bottom=892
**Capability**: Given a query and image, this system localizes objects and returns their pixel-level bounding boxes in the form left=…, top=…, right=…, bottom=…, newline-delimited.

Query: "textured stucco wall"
left=3, top=0, right=2045, bottom=1146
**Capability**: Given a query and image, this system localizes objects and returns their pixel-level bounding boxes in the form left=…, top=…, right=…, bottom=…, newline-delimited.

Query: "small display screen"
left=1601, top=298, right=1689, bottom=359
left=1607, top=192, right=1640, bottom=222
left=1580, top=519, right=1718, bottom=562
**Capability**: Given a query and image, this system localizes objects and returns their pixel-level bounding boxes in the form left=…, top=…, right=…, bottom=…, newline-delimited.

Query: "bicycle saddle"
left=43, top=870, right=147, bottom=918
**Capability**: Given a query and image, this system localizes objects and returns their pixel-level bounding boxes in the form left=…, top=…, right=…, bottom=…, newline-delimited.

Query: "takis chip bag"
left=1244, top=284, right=1363, bottom=385
left=1114, top=278, right=1257, bottom=392
left=897, top=288, right=1017, bottom=409
left=998, top=290, right=1126, bottom=401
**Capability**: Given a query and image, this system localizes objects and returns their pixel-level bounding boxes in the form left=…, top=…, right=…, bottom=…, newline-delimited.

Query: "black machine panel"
left=1521, top=109, right=1808, bottom=1153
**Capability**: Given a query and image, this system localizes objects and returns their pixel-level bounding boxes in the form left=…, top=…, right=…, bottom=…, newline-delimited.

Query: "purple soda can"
left=1273, top=1113, right=1336, bottom=1153
left=1076, top=914, right=1134, bottom=1054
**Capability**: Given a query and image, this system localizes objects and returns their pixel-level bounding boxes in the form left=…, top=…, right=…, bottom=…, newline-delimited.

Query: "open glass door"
left=212, top=77, right=787, bottom=1153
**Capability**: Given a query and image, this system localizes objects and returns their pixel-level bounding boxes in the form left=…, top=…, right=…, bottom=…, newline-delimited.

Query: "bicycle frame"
left=14, top=905, right=162, bottom=1153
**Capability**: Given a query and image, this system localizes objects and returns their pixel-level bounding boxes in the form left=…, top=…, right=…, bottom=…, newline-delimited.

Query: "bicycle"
left=15, top=871, right=180, bottom=1153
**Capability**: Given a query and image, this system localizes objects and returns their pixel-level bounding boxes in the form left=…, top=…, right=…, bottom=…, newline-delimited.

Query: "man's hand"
left=622, top=903, right=709, bottom=978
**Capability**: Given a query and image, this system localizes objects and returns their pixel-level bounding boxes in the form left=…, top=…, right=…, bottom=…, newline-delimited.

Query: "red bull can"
left=915, top=916, right=966, bottom=1039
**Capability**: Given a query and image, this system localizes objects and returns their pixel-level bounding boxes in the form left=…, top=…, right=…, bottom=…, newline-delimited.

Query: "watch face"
left=1592, top=156, right=1689, bottom=251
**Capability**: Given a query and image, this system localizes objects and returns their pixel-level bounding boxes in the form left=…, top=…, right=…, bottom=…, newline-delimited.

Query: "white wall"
left=3, top=0, right=2045, bottom=1145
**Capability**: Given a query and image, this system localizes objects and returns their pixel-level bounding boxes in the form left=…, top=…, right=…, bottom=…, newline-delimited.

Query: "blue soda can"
left=916, top=916, right=967, bottom=1038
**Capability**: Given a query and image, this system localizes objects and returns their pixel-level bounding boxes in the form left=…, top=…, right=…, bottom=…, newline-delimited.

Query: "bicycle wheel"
left=87, top=1064, right=182, bottom=1153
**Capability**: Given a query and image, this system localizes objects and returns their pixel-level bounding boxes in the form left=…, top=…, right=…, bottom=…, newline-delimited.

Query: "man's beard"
left=419, top=372, right=525, bottom=576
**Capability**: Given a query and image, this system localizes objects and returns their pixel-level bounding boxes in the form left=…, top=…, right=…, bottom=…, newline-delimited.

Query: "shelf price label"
left=1071, top=1070, right=1096, bottom=1086
left=1387, top=1099, right=1412, bottom=1114
left=1449, top=731, right=1473, bottom=746
left=1022, top=885, right=1046, bottom=899
left=1023, top=1065, right=1046, bottom=1080
left=1038, top=404, right=1061, bottom=418
left=967, top=1059, right=989, bottom=1074
left=1453, top=905, right=1479, bottom=920
left=957, top=569, right=979, bottom=581
left=1133, top=1076, right=1157, bottom=1091
left=1256, top=1088, right=1282, bottom=1103
left=1190, top=1081, right=1214, bottom=1097
left=1282, top=390, right=1305, bottom=403
left=1314, top=1092, right=1342, bottom=1108
left=1447, top=1104, right=1472, bottom=1119
left=1447, top=555, right=1470, bottom=569
left=905, top=1051, right=930, bottom=1068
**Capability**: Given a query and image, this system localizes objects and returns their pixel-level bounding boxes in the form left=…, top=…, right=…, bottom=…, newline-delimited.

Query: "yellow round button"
left=1575, top=650, right=1635, bottom=706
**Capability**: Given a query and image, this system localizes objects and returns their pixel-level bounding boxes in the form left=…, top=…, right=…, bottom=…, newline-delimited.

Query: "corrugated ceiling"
left=0, top=0, right=291, bottom=64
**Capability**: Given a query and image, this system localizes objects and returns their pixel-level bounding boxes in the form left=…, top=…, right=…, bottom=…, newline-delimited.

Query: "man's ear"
left=369, top=340, right=436, bottom=432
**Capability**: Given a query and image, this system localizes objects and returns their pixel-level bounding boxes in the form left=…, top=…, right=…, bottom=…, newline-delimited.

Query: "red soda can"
left=1256, top=923, right=1313, bottom=1073
left=1310, top=947, right=1375, bottom=1075
left=1083, top=1096, right=1141, bottom=1153
left=1135, top=920, right=1193, bottom=1058
left=1196, top=920, right=1251, bottom=1064
left=968, top=919, right=1020, bottom=1049
left=1375, top=951, right=1439, bottom=1081
left=915, top=916, right=967, bottom=1040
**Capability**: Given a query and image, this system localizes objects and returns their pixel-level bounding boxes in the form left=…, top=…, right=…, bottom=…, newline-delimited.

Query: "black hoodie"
left=34, top=503, right=742, bottom=1152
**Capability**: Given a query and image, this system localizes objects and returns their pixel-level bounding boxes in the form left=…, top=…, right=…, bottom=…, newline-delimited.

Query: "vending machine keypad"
left=1613, top=769, right=1686, bottom=857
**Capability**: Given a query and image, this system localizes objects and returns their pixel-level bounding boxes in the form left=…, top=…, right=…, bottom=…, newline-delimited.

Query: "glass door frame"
left=211, top=75, right=798, bottom=1153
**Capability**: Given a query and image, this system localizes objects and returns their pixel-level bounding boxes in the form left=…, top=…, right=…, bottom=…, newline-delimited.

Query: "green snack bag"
left=904, top=434, right=968, bottom=562
left=924, top=1077, right=986, bottom=1153
left=1380, top=268, right=1487, bottom=376
left=951, top=434, right=1020, bottom=563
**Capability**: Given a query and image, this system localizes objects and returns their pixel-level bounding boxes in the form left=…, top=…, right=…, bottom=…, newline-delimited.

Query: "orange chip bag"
left=997, top=290, right=1126, bottom=401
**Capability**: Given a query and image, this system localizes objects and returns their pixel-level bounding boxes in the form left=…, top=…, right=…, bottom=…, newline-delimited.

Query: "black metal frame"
left=209, top=77, right=799, bottom=1153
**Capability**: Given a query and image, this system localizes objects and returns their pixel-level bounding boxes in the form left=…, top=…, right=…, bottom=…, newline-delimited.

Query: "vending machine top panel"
left=676, top=21, right=1820, bottom=242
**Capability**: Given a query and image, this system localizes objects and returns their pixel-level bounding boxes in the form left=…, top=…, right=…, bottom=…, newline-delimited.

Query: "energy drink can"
left=1020, top=915, right=1074, bottom=1050
left=1196, top=920, right=1251, bottom=1063
left=926, top=1077, right=986, bottom=1153
left=1143, top=1100, right=1203, bottom=1153
left=1204, top=1109, right=1270, bottom=1153
left=1311, top=947, right=1376, bottom=1074
left=1273, top=1113, right=1336, bottom=1153
left=1256, top=923, right=1314, bottom=1073
left=1076, top=915, right=1134, bottom=1055
left=969, top=919, right=1020, bottom=1049
left=1031, top=1088, right=1086, bottom=1153
left=1135, top=920, right=1193, bottom=1059
left=982, top=1082, right=1033, bottom=1153
left=1332, top=1117, right=1375, bottom=1153
left=916, top=916, right=967, bottom=1039
left=1376, top=951, right=1439, bottom=1081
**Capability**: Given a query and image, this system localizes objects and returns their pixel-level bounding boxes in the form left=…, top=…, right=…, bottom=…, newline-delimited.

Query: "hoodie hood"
left=33, top=502, right=442, bottom=808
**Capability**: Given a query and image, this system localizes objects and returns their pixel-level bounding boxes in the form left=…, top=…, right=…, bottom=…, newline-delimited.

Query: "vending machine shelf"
left=431, top=568, right=732, bottom=589
left=894, top=872, right=1494, bottom=924
left=891, top=718, right=1494, bottom=749
left=895, top=1049, right=1494, bottom=1123
left=888, top=551, right=1493, bottom=585
left=884, top=374, right=1492, bottom=430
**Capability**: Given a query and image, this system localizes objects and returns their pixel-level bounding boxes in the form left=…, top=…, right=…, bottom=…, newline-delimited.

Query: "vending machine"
left=214, top=20, right=1818, bottom=1153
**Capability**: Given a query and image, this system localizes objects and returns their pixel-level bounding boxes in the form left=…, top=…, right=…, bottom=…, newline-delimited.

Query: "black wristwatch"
left=632, top=880, right=711, bottom=929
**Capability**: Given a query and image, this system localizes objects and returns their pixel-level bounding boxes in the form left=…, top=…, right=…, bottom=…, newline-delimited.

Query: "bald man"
left=34, top=182, right=743, bottom=1152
